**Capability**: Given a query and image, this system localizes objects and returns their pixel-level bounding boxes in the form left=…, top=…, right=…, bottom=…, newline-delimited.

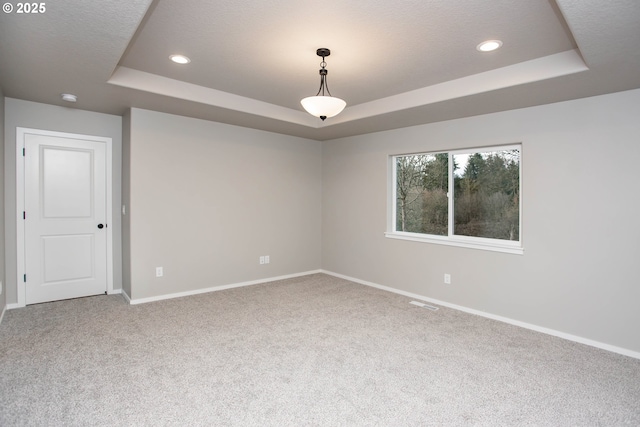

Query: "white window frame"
left=386, top=144, right=523, bottom=255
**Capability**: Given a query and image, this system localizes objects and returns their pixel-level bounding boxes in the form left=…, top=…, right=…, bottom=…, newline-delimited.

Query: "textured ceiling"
left=119, top=0, right=576, bottom=107
left=1, top=0, right=639, bottom=140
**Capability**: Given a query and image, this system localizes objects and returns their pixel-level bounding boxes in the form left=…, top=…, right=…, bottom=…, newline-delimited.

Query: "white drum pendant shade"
left=301, top=95, right=346, bottom=119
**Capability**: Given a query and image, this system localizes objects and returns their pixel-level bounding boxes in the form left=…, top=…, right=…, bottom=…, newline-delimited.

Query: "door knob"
left=97, top=224, right=104, bottom=229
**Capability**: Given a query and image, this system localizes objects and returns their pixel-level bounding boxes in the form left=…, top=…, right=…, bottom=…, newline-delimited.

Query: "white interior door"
left=24, top=133, right=108, bottom=304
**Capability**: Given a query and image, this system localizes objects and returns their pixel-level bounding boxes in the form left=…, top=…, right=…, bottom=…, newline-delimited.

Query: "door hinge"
left=22, top=147, right=25, bottom=157
left=23, top=211, right=26, bottom=220
left=23, top=274, right=26, bottom=282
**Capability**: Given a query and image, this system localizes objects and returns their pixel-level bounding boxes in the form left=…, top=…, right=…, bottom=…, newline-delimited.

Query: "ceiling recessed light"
left=170, top=54, right=191, bottom=64
left=476, top=40, right=503, bottom=52
left=61, top=93, right=77, bottom=102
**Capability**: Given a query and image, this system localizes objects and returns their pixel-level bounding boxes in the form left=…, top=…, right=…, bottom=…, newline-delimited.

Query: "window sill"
left=384, top=231, right=524, bottom=255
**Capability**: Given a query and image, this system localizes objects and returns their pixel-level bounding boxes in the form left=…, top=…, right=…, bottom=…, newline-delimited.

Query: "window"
left=387, top=145, right=522, bottom=254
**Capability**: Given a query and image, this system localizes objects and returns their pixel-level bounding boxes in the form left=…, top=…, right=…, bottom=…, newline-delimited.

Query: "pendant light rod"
left=315, top=48, right=332, bottom=97
left=316, top=68, right=330, bottom=97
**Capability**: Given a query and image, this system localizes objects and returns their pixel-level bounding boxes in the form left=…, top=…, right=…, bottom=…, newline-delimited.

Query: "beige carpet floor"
left=1, top=273, right=639, bottom=426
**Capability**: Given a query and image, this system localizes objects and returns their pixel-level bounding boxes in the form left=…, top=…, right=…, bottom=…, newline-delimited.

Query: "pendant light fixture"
left=301, top=48, right=346, bottom=121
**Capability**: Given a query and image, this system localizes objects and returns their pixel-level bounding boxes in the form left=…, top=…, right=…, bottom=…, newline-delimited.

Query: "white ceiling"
left=1, top=0, right=639, bottom=140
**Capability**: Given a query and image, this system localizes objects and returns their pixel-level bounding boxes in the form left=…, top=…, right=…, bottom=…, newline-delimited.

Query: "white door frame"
left=16, top=127, right=114, bottom=307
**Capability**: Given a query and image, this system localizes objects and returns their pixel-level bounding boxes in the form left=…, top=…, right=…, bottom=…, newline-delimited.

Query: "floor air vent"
left=410, top=301, right=439, bottom=311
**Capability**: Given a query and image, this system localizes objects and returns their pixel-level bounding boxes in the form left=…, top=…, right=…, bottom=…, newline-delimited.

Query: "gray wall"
left=122, top=110, right=131, bottom=297
left=3, top=98, right=123, bottom=304
left=125, top=108, right=322, bottom=300
left=122, top=110, right=131, bottom=296
left=322, top=88, right=640, bottom=353
left=0, top=91, right=5, bottom=312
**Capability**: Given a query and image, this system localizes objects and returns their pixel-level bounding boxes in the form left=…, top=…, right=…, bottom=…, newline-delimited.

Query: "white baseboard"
left=126, top=270, right=323, bottom=305
left=321, top=270, right=640, bottom=360
left=0, top=305, right=6, bottom=326
left=6, top=303, right=21, bottom=310
left=121, top=289, right=131, bottom=304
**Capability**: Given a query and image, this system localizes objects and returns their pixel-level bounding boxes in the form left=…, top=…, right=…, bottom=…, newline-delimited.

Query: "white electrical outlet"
left=444, top=273, right=451, bottom=284
left=265, top=255, right=270, bottom=264
left=156, top=267, right=163, bottom=277
left=259, top=256, right=265, bottom=265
